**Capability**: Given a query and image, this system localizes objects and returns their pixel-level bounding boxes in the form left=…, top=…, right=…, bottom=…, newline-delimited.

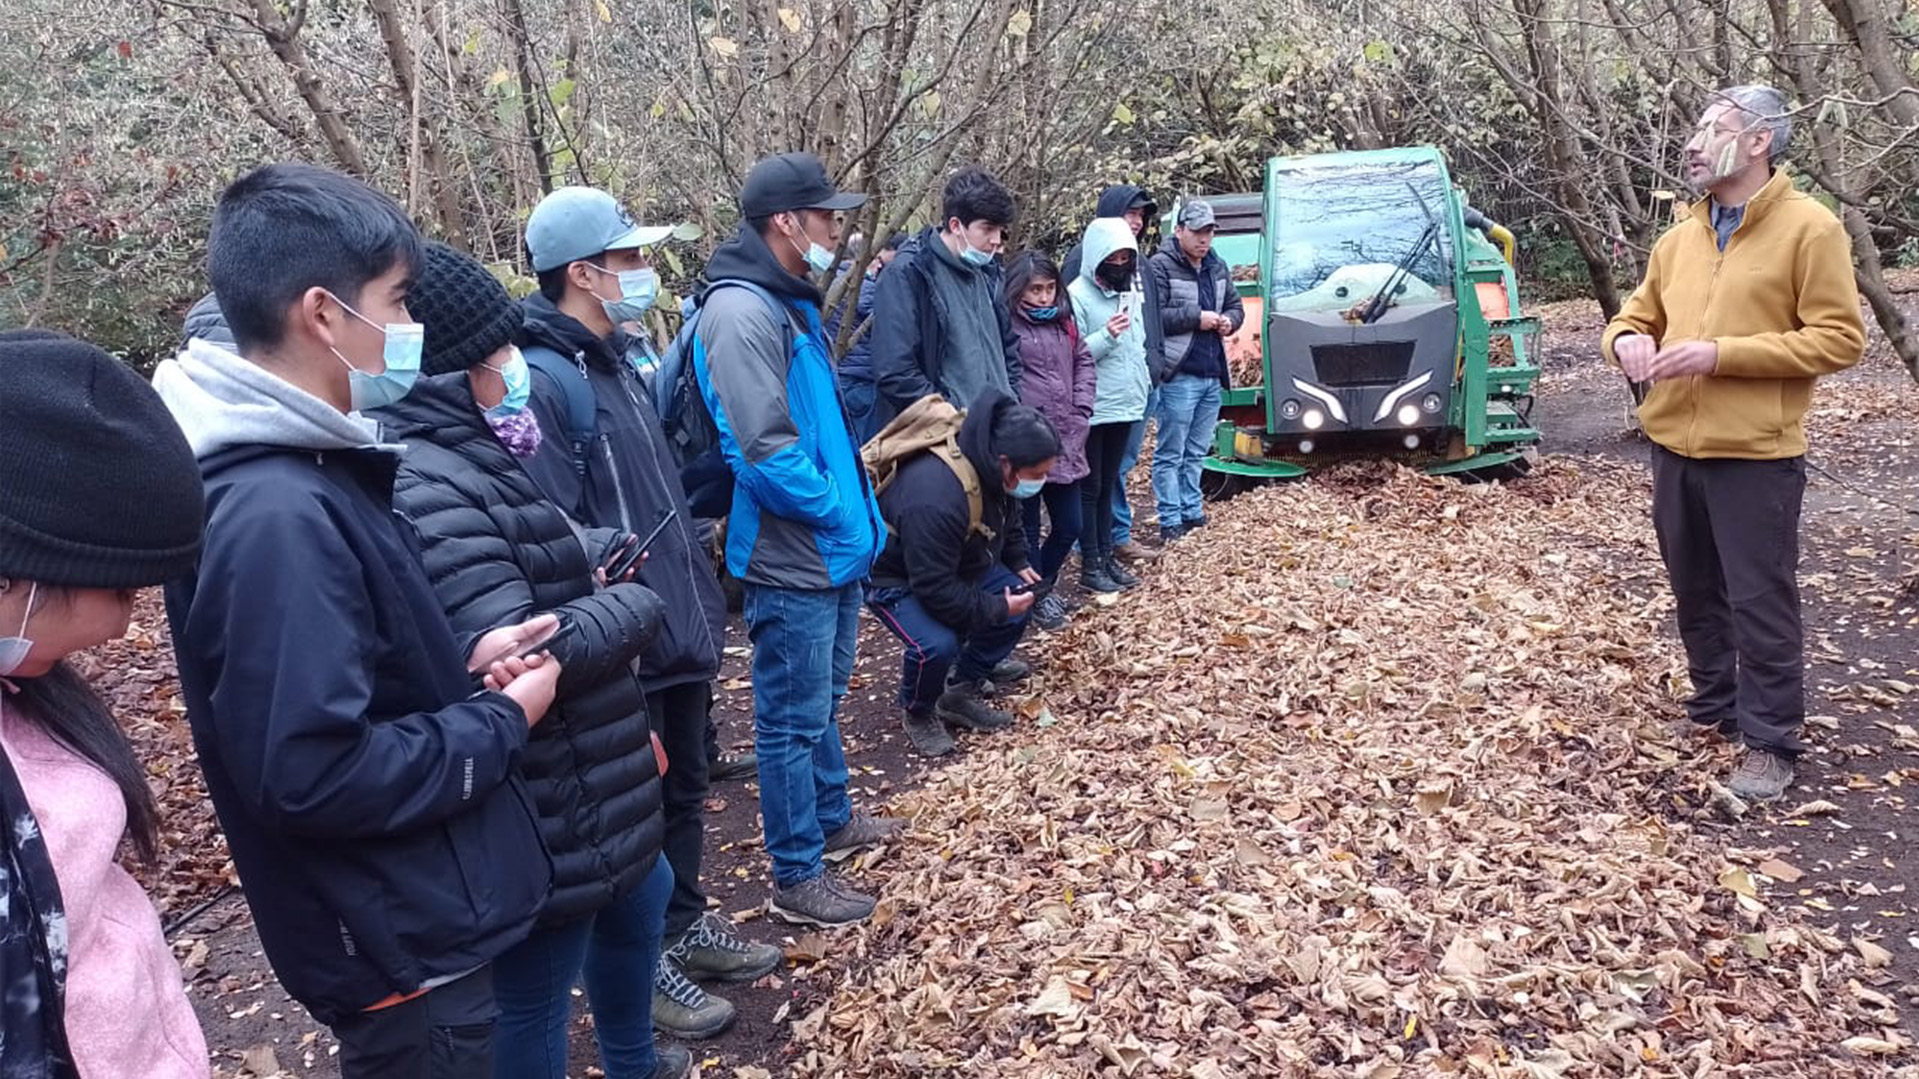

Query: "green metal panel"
left=1424, top=449, right=1532, bottom=476
left=1202, top=456, right=1309, bottom=479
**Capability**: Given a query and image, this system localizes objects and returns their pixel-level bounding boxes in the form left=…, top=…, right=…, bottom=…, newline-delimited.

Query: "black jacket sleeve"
left=873, top=267, right=940, bottom=410
left=900, top=486, right=1009, bottom=633
left=999, top=496, right=1030, bottom=574
left=997, top=293, right=1024, bottom=398
left=181, top=491, right=531, bottom=839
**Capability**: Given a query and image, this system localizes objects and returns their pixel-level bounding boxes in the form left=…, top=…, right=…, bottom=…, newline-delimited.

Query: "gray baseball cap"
left=525, top=187, right=673, bottom=272
left=1177, top=200, right=1217, bottom=230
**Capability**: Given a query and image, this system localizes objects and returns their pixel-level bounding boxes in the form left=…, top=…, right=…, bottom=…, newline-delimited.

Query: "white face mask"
left=0, top=580, right=39, bottom=679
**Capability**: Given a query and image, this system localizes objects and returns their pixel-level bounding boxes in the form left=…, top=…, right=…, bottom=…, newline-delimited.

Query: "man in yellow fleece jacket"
left=1603, top=84, right=1865, bottom=801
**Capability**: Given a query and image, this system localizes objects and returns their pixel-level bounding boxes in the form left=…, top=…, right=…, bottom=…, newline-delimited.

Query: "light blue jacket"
left=1068, top=217, right=1151, bottom=425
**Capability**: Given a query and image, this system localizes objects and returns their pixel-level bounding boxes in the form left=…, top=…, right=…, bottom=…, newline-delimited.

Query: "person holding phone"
left=371, top=242, right=695, bottom=1079
left=866, top=390, right=1059, bottom=757
left=1068, top=217, right=1152, bottom=595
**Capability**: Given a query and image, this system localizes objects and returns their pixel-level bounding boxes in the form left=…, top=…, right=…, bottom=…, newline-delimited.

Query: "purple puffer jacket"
left=1011, top=311, right=1096, bottom=485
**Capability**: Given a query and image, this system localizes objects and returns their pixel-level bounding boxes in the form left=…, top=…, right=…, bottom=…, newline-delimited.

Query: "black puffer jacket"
left=378, top=373, right=667, bottom=927
left=868, top=389, right=1031, bottom=634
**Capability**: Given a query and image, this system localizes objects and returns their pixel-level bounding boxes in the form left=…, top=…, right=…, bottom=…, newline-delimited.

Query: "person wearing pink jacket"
left=0, top=328, right=211, bottom=1078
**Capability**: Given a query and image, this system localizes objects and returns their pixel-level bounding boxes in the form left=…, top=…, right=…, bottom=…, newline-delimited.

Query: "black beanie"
left=0, top=329, right=205, bottom=588
left=408, top=242, right=523, bottom=376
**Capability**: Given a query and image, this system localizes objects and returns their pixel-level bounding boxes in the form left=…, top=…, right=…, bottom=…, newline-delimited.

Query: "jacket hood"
left=372, top=371, right=486, bottom=443
left=702, top=222, right=824, bottom=306
left=151, top=338, right=393, bottom=460
left=960, top=388, right=1016, bottom=490
left=519, top=292, right=624, bottom=371
left=1076, top=218, right=1140, bottom=288
left=180, top=292, right=234, bottom=351
left=1095, top=184, right=1156, bottom=222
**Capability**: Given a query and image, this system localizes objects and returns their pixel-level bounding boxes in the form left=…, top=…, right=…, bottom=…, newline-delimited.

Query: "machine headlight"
left=1421, top=393, right=1443, bottom=414
left=1298, top=439, right=1315, bottom=454
left=1402, top=434, right=1420, bottom=450
left=1279, top=399, right=1302, bottom=420
left=1396, top=404, right=1420, bottom=426
left=1302, top=409, right=1325, bottom=431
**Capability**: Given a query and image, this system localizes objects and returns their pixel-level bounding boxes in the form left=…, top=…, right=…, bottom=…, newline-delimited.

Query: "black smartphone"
left=1010, top=579, right=1047, bottom=596
left=608, top=510, right=678, bottom=580
left=509, top=618, right=576, bottom=660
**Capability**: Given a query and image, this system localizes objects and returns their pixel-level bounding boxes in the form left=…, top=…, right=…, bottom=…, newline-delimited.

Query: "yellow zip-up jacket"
left=1601, top=169, right=1865, bottom=459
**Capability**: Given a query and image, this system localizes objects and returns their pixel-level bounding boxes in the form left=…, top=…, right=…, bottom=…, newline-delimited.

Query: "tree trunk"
left=249, top=0, right=368, bottom=177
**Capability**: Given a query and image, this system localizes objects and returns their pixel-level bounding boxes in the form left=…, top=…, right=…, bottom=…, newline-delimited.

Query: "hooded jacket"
left=518, top=293, right=727, bottom=692
left=377, top=373, right=667, bottom=927
left=693, top=223, right=885, bottom=589
left=1150, top=234, right=1245, bottom=386
left=1062, top=185, right=1166, bottom=370
left=153, top=340, right=549, bottom=1025
left=1602, top=168, right=1866, bottom=459
left=1011, top=309, right=1095, bottom=484
left=871, top=227, right=1025, bottom=418
left=1068, top=219, right=1152, bottom=425
left=868, top=389, right=1032, bottom=633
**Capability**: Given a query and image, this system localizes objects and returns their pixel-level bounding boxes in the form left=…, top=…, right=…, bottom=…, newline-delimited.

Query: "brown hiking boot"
left=1728, top=748, right=1795, bottom=802
left=1114, top=540, right=1160, bottom=563
left=902, top=710, right=956, bottom=756
left=770, top=872, right=876, bottom=927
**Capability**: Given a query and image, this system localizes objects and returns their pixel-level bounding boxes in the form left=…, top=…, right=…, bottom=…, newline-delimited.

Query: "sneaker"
left=1159, top=524, right=1187, bottom=544
left=1105, top=557, right=1142, bottom=590
left=824, top=813, right=905, bottom=863
left=1728, top=748, right=1795, bottom=802
left=709, top=751, right=758, bottom=782
left=771, top=872, right=876, bottom=927
left=1032, top=592, right=1070, bottom=630
left=1114, top=540, right=1161, bottom=563
left=653, top=1045, right=694, bottom=1079
left=667, top=912, right=783, bottom=982
left=989, top=657, right=1033, bottom=684
left=1080, top=563, right=1124, bottom=594
left=652, top=956, right=737, bottom=1039
left=903, top=710, right=956, bottom=756
left=935, top=683, right=1015, bottom=731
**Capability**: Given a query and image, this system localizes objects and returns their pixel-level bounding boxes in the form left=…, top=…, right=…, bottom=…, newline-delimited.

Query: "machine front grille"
left=1310, top=342, right=1415, bottom=387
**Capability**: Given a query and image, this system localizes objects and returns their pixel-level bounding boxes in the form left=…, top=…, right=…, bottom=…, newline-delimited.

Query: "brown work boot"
left=1114, top=540, right=1160, bottom=563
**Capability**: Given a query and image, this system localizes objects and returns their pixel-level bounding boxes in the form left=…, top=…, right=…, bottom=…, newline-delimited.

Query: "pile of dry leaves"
left=786, top=459, right=1915, bottom=1078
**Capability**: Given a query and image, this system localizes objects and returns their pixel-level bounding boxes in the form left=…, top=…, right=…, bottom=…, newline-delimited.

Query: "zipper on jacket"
left=600, top=435, right=635, bottom=532
left=1689, top=248, right=1726, bottom=453
left=622, top=362, right=723, bottom=665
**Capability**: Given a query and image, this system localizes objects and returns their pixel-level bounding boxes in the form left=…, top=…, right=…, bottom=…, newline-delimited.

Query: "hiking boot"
left=1728, top=748, right=1796, bottom=802
left=652, top=956, right=737, bottom=1039
left=1114, top=540, right=1161, bottom=563
left=1105, top=557, right=1142, bottom=590
left=1032, top=592, right=1070, bottom=630
left=666, top=912, right=783, bottom=983
left=903, top=710, right=956, bottom=756
left=1160, top=524, right=1187, bottom=544
left=709, top=750, right=758, bottom=782
left=771, top=872, right=876, bottom=927
left=653, top=1045, right=694, bottom=1079
left=935, top=683, right=1015, bottom=731
left=1183, top=513, right=1208, bottom=531
left=824, top=813, right=905, bottom=863
left=1080, top=562, right=1124, bottom=594
left=990, top=657, right=1033, bottom=684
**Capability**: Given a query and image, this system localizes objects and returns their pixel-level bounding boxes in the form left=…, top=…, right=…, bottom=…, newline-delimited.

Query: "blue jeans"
left=1113, top=386, right=1159, bottom=544
left=867, top=565, right=1031, bottom=713
left=492, top=857, right=673, bottom=1079
left=742, top=582, right=858, bottom=888
left=1019, top=480, right=1083, bottom=582
left=1151, top=374, right=1222, bottom=527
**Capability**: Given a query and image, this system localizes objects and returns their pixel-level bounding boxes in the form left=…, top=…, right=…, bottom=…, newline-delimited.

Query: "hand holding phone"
left=605, top=511, right=678, bottom=582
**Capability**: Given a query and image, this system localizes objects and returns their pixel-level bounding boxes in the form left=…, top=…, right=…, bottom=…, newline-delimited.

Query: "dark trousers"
left=647, top=682, right=713, bottom=939
left=1080, top=423, right=1133, bottom=566
left=1651, top=445, right=1806, bottom=755
left=333, top=966, right=496, bottom=1079
left=1020, top=480, right=1084, bottom=582
left=867, top=565, right=1031, bottom=714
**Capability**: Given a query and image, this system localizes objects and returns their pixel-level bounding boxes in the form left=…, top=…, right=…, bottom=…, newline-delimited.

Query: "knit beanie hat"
left=0, top=329, right=205, bottom=588
left=408, top=242, right=523, bottom=376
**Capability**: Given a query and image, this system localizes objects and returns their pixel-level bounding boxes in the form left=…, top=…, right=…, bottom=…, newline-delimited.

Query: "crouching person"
left=866, top=390, right=1058, bottom=757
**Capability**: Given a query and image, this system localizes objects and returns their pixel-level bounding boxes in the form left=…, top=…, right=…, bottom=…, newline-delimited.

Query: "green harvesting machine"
left=1186, top=145, right=1542, bottom=493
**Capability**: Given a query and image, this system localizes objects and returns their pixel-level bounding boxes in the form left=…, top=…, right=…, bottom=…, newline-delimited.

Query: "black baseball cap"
left=740, top=153, right=867, bottom=218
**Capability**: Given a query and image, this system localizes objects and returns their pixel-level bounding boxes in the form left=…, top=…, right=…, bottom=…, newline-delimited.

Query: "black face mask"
left=1095, top=261, right=1134, bottom=291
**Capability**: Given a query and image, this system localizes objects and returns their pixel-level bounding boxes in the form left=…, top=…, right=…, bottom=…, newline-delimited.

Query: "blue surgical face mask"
left=1024, top=305, right=1058, bottom=322
left=592, top=265, right=658, bottom=324
left=327, top=292, right=423, bottom=412
left=1012, top=477, right=1045, bottom=499
left=783, top=225, right=837, bottom=274
left=482, top=346, right=531, bottom=419
left=961, top=245, right=995, bottom=268
left=0, top=580, right=38, bottom=679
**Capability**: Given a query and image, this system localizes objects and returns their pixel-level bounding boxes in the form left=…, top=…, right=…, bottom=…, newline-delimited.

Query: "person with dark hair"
left=1149, top=200, right=1243, bottom=542
left=867, top=390, right=1056, bottom=756
left=833, top=231, right=909, bottom=443
left=517, top=188, right=773, bottom=1037
left=1004, top=251, right=1094, bottom=631
left=1064, top=184, right=1167, bottom=567
left=154, top=163, right=559, bottom=1078
left=1068, top=217, right=1151, bottom=595
left=372, top=241, right=706, bottom=1079
left=0, top=328, right=209, bottom=1078
left=872, top=166, right=1024, bottom=419
left=692, top=152, right=897, bottom=929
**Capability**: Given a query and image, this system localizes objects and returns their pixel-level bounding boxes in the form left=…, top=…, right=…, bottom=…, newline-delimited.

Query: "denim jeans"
left=1113, top=385, right=1159, bottom=544
left=742, top=582, right=859, bottom=888
left=1019, top=480, right=1084, bottom=582
left=492, top=857, right=673, bottom=1079
left=1151, top=374, right=1222, bottom=527
left=867, top=565, right=1031, bottom=714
